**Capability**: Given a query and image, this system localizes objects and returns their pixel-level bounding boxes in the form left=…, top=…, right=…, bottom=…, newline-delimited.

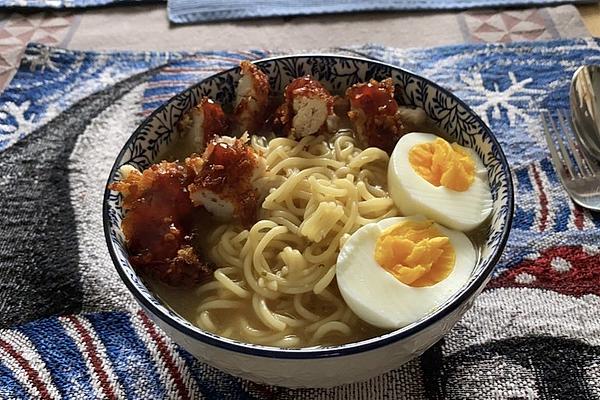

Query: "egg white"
left=388, top=132, right=493, bottom=232
left=336, top=216, right=477, bottom=329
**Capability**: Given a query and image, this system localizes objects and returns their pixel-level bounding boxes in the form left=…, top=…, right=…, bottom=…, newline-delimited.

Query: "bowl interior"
left=104, top=55, right=513, bottom=356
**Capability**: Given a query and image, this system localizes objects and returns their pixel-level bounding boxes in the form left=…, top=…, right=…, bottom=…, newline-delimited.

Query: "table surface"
left=0, top=4, right=598, bottom=399
left=578, top=3, right=600, bottom=34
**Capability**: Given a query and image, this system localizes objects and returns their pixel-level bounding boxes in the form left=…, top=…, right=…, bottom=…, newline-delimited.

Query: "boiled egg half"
left=388, top=132, right=492, bottom=231
left=336, top=216, right=476, bottom=329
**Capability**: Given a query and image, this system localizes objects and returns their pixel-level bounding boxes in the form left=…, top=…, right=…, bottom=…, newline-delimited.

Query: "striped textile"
left=167, top=0, right=594, bottom=24
left=0, top=40, right=599, bottom=398
left=0, top=0, right=158, bottom=8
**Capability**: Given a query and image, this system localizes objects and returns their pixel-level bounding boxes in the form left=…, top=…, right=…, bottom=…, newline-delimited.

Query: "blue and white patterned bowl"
left=103, top=55, right=514, bottom=388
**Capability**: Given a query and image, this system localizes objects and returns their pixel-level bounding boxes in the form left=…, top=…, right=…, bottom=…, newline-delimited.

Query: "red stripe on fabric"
left=531, top=164, right=549, bottom=232
left=190, top=55, right=257, bottom=63
left=573, top=204, right=584, bottom=230
left=143, top=94, right=178, bottom=103
left=160, top=67, right=222, bottom=73
left=65, top=316, right=117, bottom=400
left=138, top=311, right=190, bottom=399
left=0, top=338, right=51, bottom=399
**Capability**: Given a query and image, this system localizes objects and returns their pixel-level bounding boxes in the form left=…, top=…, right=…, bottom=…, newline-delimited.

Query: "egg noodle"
left=196, top=131, right=398, bottom=347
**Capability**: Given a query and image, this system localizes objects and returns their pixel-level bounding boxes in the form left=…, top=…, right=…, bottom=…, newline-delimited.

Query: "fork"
left=541, top=110, right=600, bottom=211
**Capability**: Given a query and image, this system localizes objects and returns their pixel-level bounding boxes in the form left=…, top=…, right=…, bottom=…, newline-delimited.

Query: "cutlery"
left=570, top=65, right=600, bottom=160
left=541, top=110, right=600, bottom=211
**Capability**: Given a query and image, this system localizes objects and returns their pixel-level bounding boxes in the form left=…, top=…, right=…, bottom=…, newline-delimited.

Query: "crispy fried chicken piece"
left=186, top=135, right=265, bottom=227
left=346, top=78, right=408, bottom=153
left=110, top=162, right=213, bottom=286
left=177, top=97, right=228, bottom=152
left=272, top=75, right=334, bottom=138
left=233, top=61, right=270, bottom=134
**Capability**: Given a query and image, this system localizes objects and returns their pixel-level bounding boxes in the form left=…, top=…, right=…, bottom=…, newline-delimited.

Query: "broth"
left=144, top=105, right=488, bottom=349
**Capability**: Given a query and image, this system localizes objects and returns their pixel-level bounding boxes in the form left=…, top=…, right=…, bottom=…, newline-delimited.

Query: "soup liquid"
left=146, top=106, right=485, bottom=349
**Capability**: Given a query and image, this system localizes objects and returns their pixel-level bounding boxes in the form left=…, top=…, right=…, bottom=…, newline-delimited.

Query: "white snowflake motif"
left=460, top=71, right=545, bottom=127
left=0, top=101, right=36, bottom=149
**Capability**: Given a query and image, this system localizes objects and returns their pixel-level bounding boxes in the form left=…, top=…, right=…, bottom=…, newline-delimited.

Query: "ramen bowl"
left=103, top=55, right=513, bottom=388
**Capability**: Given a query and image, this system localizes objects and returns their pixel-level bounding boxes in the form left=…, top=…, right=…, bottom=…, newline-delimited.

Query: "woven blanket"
left=0, top=39, right=599, bottom=399
left=167, top=0, right=593, bottom=24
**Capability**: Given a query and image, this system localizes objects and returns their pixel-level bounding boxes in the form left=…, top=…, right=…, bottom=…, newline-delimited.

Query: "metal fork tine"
left=565, top=110, right=600, bottom=176
left=541, top=111, right=568, bottom=179
left=542, top=110, right=600, bottom=211
left=558, top=109, right=590, bottom=177
left=549, top=112, right=577, bottom=178
left=585, top=151, right=600, bottom=176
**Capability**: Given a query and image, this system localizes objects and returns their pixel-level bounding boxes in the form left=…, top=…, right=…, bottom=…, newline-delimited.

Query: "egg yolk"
left=408, top=138, right=475, bottom=192
left=374, top=220, right=455, bottom=287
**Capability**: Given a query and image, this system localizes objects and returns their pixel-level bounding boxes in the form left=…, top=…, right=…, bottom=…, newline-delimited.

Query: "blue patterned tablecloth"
left=0, top=39, right=599, bottom=399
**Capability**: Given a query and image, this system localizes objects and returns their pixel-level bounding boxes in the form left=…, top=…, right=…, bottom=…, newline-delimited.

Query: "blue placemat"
left=0, top=39, right=599, bottom=398
left=168, top=0, right=595, bottom=24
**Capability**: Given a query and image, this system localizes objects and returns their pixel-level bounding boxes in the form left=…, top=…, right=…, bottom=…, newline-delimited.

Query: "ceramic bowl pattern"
left=103, top=55, right=513, bottom=388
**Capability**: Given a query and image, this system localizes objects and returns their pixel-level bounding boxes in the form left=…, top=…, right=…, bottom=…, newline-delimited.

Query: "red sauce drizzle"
left=111, top=162, right=212, bottom=286
left=346, top=80, right=398, bottom=116
left=189, top=140, right=259, bottom=226
left=271, top=75, right=334, bottom=135
left=199, top=97, right=228, bottom=143
left=346, top=79, right=405, bottom=153
left=285, top=75, right=333, bottom=110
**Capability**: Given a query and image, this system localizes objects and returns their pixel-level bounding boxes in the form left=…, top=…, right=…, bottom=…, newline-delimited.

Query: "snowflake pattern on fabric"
left=0, top=39, right=599, bottom=399
left=0, top=44, right=175, bottom=151
left=460, top=71, right=545, bottom=126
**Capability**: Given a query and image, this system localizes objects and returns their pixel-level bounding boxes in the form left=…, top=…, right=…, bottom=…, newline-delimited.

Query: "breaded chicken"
left=272, top=76, right=334, bottom=138
left=186, top=135, right=266, bottom=226
left=178, top=97, right=228, bottom=152
left=346, top=78, right=408, bottom=153
left=233, top=61, right=270, bottom=134
left=110, top=162, right=213, bottom=286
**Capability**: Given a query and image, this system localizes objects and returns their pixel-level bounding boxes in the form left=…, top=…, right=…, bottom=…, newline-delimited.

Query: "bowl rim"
left=102, top=53, right=514, bottom=359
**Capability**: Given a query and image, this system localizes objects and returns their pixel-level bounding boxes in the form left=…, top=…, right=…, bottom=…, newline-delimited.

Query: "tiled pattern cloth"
left=166, top=0, right=592, bottom=24
left=460, top=8, right=560, bottom=42
left=0, top=12, right=77, bottom=89
left=0, top=39, right=599, bottom=399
